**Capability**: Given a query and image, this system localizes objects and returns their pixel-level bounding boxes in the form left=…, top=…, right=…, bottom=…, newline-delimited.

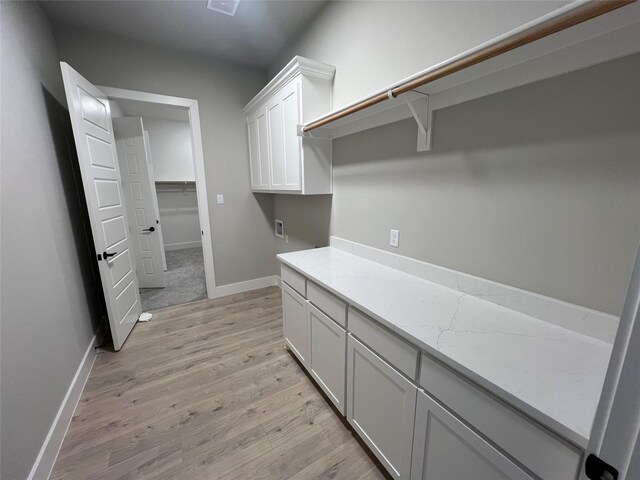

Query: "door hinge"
left=585, top=454, right=618, bottom=480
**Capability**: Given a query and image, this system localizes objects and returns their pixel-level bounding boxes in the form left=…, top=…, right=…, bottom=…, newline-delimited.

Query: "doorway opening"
left=103, top=87, right=216, bottom=311
left=61, top=63, right=218, bottom=349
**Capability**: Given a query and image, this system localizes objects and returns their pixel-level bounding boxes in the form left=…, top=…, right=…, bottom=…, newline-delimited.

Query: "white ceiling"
left=40, top=0, right=328, bottom=68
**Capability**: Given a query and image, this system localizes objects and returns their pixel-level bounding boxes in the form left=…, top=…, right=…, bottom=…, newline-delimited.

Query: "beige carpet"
left=140, top=247, right=206, bottom=311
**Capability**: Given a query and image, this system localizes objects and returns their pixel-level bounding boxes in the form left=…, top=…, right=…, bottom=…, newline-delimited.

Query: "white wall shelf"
left=301, top=1, right=640, bottom=147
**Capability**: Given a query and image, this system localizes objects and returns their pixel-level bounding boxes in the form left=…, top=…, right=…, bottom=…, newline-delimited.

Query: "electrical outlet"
left=390, top=229, right=400, bottom=248
left=217, top=194, right=224, bottom=205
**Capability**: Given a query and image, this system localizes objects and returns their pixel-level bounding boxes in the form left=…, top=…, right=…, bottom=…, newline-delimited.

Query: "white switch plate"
left=217, top=194, right=224, bottom=205
left=390, top=229, right=400, bottom=248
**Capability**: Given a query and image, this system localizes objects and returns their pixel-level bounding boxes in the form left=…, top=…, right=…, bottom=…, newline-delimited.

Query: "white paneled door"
left=61, top=62, right=141, bottom=351
left=113, top=117, right=166, bottom=288
left=143, top=130, right=167, bottom=271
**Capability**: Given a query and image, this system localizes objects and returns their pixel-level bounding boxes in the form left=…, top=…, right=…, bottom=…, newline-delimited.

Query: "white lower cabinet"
left=411, top=390, right=534, bottom=480
left=347, top=334, right=417, bottom=479
left=419, top=354, right=581, bottom=480
left=307, top=303, right=346, bottom=414
left=280, top=265, right=583, bottom=480
left=282, top=282, right=308, bottom=366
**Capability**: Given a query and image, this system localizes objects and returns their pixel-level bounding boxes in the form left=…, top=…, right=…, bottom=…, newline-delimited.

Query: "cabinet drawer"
left=347, top=334, right=417, bottom=479
left=281, top=264, right=306, bottom=297
left=307, top=281, right=346, bottom=328
left=419, top=354, right=582, bottom=480
left=308, top=303, right=346, bottom=414
left=348, top=307, right=419, bottom=380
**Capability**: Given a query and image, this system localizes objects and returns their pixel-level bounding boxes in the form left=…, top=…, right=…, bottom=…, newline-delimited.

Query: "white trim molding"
left=98, top=86, right=216, bottom=299
left=243, top=56, right=336, bottom=114
left=211, top=275, right=279, bottom=298
left=27, top=335, right=99, bottom=480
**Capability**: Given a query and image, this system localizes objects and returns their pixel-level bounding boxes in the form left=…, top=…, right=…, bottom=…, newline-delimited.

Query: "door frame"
left=582, top=238, right=640, bottom=480
left=99, top=86, right=215, bottom=297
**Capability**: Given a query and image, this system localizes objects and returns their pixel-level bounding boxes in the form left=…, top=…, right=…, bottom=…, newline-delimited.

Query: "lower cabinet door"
left=347, top=334, right=417, bottom=479
left=282, top=282, right=308, bottom=366
left=411, top=390, right=534, bottom=480
left=308, top=303, right=346, bottom=414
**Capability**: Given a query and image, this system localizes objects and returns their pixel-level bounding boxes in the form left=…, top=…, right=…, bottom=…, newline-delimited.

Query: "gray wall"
left=274, top=195, right=332, bottom=253
left=1, top=3, right=104, bottom=478
left=270, top=1, right=568, bottom=110
left=271, top=2, right=640, bottom=316
left=53, top=27, right=278, bottom=286
left=330, top=56, right=640, bottom=316
left=156, top=189, right=202, bottom=250
left=142, top=117, right=195, bottom=182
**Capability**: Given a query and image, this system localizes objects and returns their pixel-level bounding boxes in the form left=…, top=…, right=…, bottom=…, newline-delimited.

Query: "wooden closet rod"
left=302, top=0, right=634, bottom=133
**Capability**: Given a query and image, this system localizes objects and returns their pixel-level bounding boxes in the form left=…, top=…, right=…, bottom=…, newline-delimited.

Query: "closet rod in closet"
left=155, top=181, right=196, bottom=185
left=302, top=0, right=634, bottom=133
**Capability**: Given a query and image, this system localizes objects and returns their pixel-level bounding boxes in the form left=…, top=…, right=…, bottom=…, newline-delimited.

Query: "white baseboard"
left=27, top=335, right=99, bottom=480
left=210, top=275, right=279, bottom=299
left=164, top=241, right=202, bottom=251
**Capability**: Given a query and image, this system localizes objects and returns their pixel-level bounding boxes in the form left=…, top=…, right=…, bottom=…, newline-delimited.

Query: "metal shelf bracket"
left=403, top=93, right=432, bottom=152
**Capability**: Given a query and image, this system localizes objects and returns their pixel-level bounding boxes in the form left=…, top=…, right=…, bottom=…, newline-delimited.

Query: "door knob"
left=102, top=251, right=117, bottom=259
left=143, top=227, right=155, bottom=232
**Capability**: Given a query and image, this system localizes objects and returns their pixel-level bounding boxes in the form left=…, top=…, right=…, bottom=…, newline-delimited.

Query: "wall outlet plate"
left=390, top=229, right=400, bottom=248
left=275, top=219, right=284, bottom=239
left=217, top=194, right=224, bottom=205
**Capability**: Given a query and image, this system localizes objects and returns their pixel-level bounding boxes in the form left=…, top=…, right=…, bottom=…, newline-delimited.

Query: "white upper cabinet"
left=243, top=56, right=335, bottom=194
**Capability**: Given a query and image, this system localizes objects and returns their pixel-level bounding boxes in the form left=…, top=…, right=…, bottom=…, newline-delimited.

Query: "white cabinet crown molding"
left=243, top=56, right=336, bottom=115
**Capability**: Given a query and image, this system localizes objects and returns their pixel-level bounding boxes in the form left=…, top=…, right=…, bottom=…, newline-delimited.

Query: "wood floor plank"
left=288, top=440, right=388, bottom=480
left=216, top=423, right=334, bottom=480
left=51, top=286, right=388, bottom=479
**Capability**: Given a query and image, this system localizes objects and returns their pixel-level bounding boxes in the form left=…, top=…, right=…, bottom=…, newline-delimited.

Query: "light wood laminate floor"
left=51, top=286, right=388, bottom=480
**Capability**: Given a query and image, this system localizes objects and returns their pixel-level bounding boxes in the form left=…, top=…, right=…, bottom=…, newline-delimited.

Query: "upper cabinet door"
left=256, top=108, right=270, bottom=190
left=281, top=80, right=302, bottom=191
left=267, top=96, right=285, bottom=190
left=247, top=116, right=261, bottom=190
